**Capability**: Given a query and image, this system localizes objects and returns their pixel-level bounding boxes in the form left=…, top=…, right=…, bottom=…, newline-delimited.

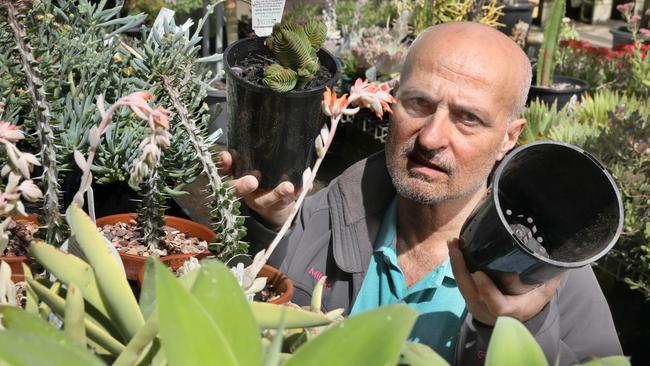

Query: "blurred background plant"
left=125, top=0, right=206, bottom=23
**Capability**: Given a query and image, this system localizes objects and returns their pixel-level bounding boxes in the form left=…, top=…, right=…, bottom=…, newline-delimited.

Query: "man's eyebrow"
left=397, top=88, right=436, bottom=102
left=451, top=103, right=493, bottom=126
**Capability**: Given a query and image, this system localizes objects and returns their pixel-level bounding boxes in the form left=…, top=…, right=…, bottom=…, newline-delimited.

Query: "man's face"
left=386, top=43, right=523, bottom=205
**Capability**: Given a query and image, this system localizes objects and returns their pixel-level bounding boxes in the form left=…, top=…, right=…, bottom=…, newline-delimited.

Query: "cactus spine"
left=3, top=1, right=64, bottom=245
left=537, top=0, right=565, bottom=87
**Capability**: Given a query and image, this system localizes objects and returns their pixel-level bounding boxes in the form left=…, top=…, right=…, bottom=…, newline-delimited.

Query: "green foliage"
left=486, top=317, right=547, bottom=366
left=537, top=0, right=565, bottom=87
left=263, top=20, right=327, bottom=92
left=408, top=0, right=504, bottom=35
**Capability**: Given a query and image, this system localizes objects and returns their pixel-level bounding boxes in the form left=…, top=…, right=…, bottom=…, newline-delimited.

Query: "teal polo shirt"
left=350, top=198, right=466, bottom=362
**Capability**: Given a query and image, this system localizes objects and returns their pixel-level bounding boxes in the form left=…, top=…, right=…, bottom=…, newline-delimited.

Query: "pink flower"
left=616, top=2, right=635, bottom=14
left=0, top=122, right=23, bottom=143
left=640, top=28, right=650, bottom=38
left=348, top=79, right=397, bottom=119
left=646, top=8, right=650, bottom=16
left=630, top=15, right=641, bottom=23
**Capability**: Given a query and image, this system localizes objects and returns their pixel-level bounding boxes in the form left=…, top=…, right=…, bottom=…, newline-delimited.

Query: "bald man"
left=220, top=22, right=622, bottom=365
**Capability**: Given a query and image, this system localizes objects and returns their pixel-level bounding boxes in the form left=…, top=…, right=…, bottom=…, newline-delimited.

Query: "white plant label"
left=252, top=0, right=286, bottom=37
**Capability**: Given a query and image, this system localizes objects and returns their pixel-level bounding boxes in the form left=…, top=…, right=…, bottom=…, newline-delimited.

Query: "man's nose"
left=416, top=109, right=452, bottom=152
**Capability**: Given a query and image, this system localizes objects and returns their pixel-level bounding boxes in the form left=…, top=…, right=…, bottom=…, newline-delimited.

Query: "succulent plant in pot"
left=224, top=19, right=341, bottom=189
left=528, top=0, right=589, bottom=108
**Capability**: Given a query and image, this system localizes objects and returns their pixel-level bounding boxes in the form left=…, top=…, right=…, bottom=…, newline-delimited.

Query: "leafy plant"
left=408, top=0, right=504, bottom=36
left=536, top=0, right=565, bottom=87
left=263, top=20, right=328, bottom=92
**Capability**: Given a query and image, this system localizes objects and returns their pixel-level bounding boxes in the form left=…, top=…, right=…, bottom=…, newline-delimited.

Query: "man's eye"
left=404, top=98, right=431, bottom=114
left=459, top=111, right=480, bottom=124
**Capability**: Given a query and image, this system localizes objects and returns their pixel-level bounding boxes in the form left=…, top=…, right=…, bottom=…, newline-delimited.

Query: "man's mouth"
left=406, top=152, right=450, bottom=175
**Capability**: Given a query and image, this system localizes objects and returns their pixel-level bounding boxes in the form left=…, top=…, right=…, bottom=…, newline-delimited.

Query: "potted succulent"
left=0, top=117, right=42, bottom=282
left=223, top=20, right=341, bottom=189
left=528, top=0, right=589, bottom=108
left=497, top=0, right=536, bottom=37
left=610, top=2, right=650, bottom=47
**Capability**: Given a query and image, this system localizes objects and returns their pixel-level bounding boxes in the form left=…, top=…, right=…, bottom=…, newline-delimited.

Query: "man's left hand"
left=447, top=238, right=563, bottom=326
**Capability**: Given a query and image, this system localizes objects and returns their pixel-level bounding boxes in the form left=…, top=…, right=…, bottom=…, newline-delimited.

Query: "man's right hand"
left=218, top=151, right=300, bottom=231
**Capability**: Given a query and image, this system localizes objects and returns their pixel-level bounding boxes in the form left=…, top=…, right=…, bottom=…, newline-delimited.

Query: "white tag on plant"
left=251, top=0, right=286, bottom=37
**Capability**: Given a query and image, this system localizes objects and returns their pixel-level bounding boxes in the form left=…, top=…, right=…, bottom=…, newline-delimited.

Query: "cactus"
left=263, top=20, right=327, bottom=92
left=161, top=75, right=248, bottom=262
left=537, top=0, right=565, bottom=87
left=2, top=0, right=65, bottom=245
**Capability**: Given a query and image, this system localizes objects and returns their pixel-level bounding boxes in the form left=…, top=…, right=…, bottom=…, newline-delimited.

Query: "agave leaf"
left=66, top=203, right=144, bottom=339
left=27, top=279, right=126, bottom=355
left=138, top=256, right=157, bottom=320
left=29, top=240, right=109, bottom=317
left=285, top=304, right=418, bottom=366
left=64, top=283, right=87, bottom=346
left=21, top=263, right=38, bottom=315
left=485, top=316, right=547, bottom=366
left=0, top=305, right=72, bottom=345
left=0, top=330, right=105, bottom=366
left=251, top=302, right=334, bottom=329
left=113, top=310, right=160, bottom=366
left=400, top=342, right=449, bottom=366
left=189, top=260, right=263, bottom=366
left=155, top=260, right=238, bottom=365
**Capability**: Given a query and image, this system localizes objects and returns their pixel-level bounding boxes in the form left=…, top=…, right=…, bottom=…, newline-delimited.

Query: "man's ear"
left=497, top=118, right=526, bottom=160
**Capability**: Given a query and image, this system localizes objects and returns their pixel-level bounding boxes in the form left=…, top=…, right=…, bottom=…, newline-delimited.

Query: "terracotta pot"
left=95, top=213, right=216, bottom=280
left=0, top=214, right=40, bottom=282
left=138, top=258, right=294, bottom=304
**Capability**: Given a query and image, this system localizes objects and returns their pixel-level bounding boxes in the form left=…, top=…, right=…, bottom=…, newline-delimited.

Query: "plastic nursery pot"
left=95, top=213, right=216, bottom=281
left=1, top=214, right=40, bottom=282
left=610, top=26, right=650, bottom=48
left=223, top=36, right=341, bottom=189
left=497, top=2, right=536, bottom=37
left=459, top=141, right=623, bottom=295
left=527, top=75, right=589, bottom=109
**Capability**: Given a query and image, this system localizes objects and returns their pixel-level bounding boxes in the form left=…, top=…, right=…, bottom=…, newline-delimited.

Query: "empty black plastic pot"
left=223, top=37, right=340, bottom=189
left=459, top=141, right=623, bottom=295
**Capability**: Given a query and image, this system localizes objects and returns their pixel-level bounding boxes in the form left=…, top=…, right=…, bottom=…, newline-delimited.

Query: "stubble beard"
left=385, top=130, right=491, bottom=206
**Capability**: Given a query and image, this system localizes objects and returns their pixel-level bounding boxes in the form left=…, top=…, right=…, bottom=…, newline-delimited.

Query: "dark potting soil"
left=232, top=52, right=333, bottom=90
left=2, top=219, right=39, bottom=256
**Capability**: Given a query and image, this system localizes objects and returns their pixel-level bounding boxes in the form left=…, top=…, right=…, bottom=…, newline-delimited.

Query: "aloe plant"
left=536, top=0, right=565, bottom=87
left=263, top=20, right=328, bottom=92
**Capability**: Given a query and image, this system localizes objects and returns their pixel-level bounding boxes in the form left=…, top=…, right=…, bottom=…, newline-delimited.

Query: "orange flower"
left=321, top=87, right=360, bottom=119
left=151, top=106, right=171, bottom=130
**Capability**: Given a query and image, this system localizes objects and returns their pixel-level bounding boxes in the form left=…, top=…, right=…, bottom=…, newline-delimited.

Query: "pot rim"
left=501, top=2, right=536, bottom=10
left=530, top=75, right=589, bottom=94
left=223, top=36, right=341, bottom=97
left=492, top=140, right=624, bottom=268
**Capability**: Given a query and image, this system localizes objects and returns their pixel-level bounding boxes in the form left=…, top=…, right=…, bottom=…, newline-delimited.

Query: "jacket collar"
left=328, top=151, right=396, bottom=273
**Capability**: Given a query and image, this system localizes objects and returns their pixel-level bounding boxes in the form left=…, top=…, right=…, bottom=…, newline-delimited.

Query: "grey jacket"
left=246, top=152, right=622, bottom=365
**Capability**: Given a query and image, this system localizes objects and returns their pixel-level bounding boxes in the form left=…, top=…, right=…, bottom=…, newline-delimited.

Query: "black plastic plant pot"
left=459, top=141, right=623, bottom=295
left=527, top=75, right=589, bottom=109
left=497, top=2, right=536, bottom=37
left=223, top=37, right=341, bottom=189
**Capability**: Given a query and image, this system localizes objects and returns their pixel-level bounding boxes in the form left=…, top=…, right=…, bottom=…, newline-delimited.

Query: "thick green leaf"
left=285, top=304, right=418, bottom=366
left=138, top=256, right=157, bottom=320
left=0, top=305, right=71, bottom=345
left=190, top=260, right=262, bottom=366
left=578, top=356, right=631, bottom=366
left=64, top=283, right=87, bottom=345
left=251, top=302, right=334, bottom=329
left=400, top=342, right=449, bottom=366
left=155, top=260, right=238, bottom=366
left=30, top=240, right=109, bottom=317
left=0, top=330, right=105, bottom=366
left=486, top=316, right=547, bottom=366
left=66, top=203, right=144, bottom=339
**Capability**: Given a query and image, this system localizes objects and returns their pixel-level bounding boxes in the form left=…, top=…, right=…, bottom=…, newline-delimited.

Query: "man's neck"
left=395, top=188, right=487, bottom=286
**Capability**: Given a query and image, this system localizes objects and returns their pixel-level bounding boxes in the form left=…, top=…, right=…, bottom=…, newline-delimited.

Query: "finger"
left=230, top=175, right=259, bottom=196
left=472, top=271, right=511, bottom=315
left=217, top=151, right=232, bottom=174
left=249, top=181, right=296, bottom=209
left=447, top=238, right=480, bottom=302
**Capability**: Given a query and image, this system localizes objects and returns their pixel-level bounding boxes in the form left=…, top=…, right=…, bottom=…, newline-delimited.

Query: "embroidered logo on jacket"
left=307, top=267, right=333, bottom=288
